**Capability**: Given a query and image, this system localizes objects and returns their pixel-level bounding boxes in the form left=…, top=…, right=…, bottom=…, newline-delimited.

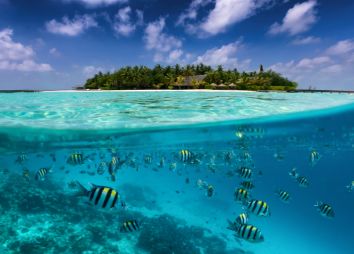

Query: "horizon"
left=1, top=0, right=354, bottom=90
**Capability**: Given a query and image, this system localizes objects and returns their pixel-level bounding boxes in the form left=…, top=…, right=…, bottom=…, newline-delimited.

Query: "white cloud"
left=194, top=41, right=250, bottom=69
left=326, top=40, right=354, bottom=56
left=166, top=49, right=184, bottom=63
left=320, top=64, right=343, bottom=74
left=292, top=36, right=321, bottom=45
left=46, top=14, right=97, bottom=36
left=65, top=0, right=128, bottom=7
left=177, top=0, right=273, bottom=37
left=177, top=0, right=212, bottom=26
left=112, top=7, right=143, bottom=36
left=49, top=48, right=61, bottom=57
left=269, top=0, right=317, bottom=36
left=0, top=28, right=52, bottom=72
left=297, top=56, right=331, bottom=69
left=144, top=18, right=182, bottom=53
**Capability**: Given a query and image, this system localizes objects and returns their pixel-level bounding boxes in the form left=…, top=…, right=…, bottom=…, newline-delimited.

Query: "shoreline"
left=41, top=89, right=256, bottom=93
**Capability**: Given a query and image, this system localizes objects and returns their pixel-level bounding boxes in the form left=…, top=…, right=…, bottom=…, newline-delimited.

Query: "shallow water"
left=0, top=91, right=354, bottom=254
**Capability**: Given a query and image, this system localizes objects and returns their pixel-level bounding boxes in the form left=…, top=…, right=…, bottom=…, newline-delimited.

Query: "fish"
left=35, top=167, right=52, bottom=181
left=120, top=220, right=141, bottom=233
left=246, top=200, right=271, bottom=217
left=275, top=189, right=291, bottom=203
left=97, top=162, right=107, bottom=175
left=169, top=163, right=177, bottom=172
left=234, top=188, right=249, bottom=203
left=237, top=167, right=253, bottom=179
left=67, top=153, right=85, bottom=165
left=314, top=202, right=335, bottom=218
left=22, top=168, right=30, bottom=182
left=309, top=149, right=321, bottom=166
left=179, top=149, right=193, bottom=163
left=289, top=168, right=309, bottom=188
left=235, top=213, right=248, bottom=225
left=77, top=182, right=120, bottom=209
left=158, top=157, right=165, bottom=168
left=240, top=181, right=255, bottom=190
left=346, top=181, right=354, bottom=192
left=144, top=155, right=152, bottom=164
left=206, top=184, right=214, bottom=197
left=234, top=224, right=264, bottom=243
left=15, top=153, right=28, bottom=164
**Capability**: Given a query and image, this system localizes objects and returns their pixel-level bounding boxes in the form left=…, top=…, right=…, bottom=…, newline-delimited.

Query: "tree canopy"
left=83, top=64, right=298, bottom=91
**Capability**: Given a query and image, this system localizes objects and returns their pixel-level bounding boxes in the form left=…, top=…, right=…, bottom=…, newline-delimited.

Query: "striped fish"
left=144, top=155, right=152, bottom=164
left=275, top=189, right=291, bottom=203
left=240, top=181, right=255, bottom=190
left=315, top=202, right=335, bottom=218
left=15, top=153, right=28, bottom=164
left=67, top=153, right=85, bottom=165
left=234, top=188, right=249, bottom=203
left=235, top=213, right=248, bottom=225
left=79, top=183, right=120, bottom=209
left=179, top=150, right=192, bottom=163
left=246, top=200, right=271, bottom=217
left=309, top=150, right=320, bottom=166
left=120, top=220, right=141, bottom=233
left=297, top=176, right=309, bottom=187
left=35, top=167, right=51, bottom=181
left=235, top=224, right=264, bottom=243
left=237, top=167, right=253, bottom=179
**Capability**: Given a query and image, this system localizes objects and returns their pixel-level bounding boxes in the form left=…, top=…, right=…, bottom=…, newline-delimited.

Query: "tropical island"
left=83, top=64, right=298, bottom=91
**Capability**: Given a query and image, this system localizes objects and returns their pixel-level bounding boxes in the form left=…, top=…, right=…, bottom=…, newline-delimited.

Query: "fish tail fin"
left=75, top=181, right=89, bottom=196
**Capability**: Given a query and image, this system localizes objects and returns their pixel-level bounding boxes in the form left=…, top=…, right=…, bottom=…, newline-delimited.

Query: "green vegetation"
left=83, top=64, right=298, bottom=91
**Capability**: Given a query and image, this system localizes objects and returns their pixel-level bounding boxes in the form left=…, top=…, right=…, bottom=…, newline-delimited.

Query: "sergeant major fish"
left=35, top=167, right=53, bottom=181
left=315, top=202, right=335, bottom=218
left=275, top=189, right=291, bottom=203
left=76, top=182, right=120, bottom=209
left=234, top=224, right=264, bottom=243
left=246, top=200, right=271, bottom=217
left=120, top=220, right=141, bottom=233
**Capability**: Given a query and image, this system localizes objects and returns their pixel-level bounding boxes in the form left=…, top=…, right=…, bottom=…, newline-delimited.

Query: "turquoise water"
left=0, top=91, right=354, bottom=254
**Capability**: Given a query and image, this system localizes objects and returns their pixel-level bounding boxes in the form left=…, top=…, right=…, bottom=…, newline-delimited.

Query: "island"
left=82, top=64, right=298, bottom=91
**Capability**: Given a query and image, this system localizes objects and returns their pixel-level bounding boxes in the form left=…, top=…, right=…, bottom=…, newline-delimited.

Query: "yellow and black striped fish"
left=120, top=220, right=141, bottom=233
left=235, top=213, right=248, bottom=225
left=315, top=202, right=335, bottom=218
left=67, top=153, right=85, bottom=165
left=79, top=183, right=120, bottom=209
left=246, top=200, right=271, bottom=217
left=234, top=188, right=249, bottom=202
left=35, top=167, right=51, bottom=181
left=240, top=181, right=255, bottom=190
left=235, top=224, right=264, bottom=243
left=237, top=167, right=253, bottom=179
left=275, top=189, right=290, bottom=203
left=179, top=150, right=192, bottom=163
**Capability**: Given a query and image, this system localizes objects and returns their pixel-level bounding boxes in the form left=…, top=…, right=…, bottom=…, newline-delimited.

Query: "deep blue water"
left=0, top=92, right=354, bottom=254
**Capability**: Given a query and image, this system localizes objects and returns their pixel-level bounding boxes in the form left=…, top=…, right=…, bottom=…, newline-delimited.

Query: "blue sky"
left=0, top=0, right=354, bottom=90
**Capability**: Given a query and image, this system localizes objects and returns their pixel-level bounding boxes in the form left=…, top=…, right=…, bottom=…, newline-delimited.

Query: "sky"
left=0, top=0, right=354, bottom=90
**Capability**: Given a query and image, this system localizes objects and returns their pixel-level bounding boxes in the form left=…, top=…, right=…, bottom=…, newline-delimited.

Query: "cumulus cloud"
left=112, top=7, right=143, bottom=36
left=194, top=41, right=250, bottom=69
left=49, top=48, right=61, bottom=57
left=326, top=40, right=354, bottom=56
left=64, top=0, right=128, bottom=7
left=177, top=0, right=212, bottom=26
left=46, top=14, right=97, bottom=36
left=144, top=17, right=187, bottom=63
left=0, top=28, right=52, bottom=72
left=269, top=0, right=317, bottom=36
left=179, top=0, right=271, bottom=37
left=292, top=36, right=321, bottom=45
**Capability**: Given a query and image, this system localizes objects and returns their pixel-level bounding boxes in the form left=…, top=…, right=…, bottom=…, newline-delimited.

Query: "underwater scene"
left=0, top=91, right=354, bottom=254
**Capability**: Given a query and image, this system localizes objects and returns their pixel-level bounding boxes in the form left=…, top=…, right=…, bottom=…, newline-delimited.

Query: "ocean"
left=0, top=91, right=353, bottom=254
